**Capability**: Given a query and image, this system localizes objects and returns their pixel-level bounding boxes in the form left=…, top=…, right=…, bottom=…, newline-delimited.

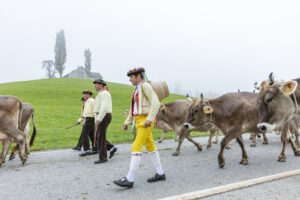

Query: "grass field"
left=0, top=78, right=209, bottom=151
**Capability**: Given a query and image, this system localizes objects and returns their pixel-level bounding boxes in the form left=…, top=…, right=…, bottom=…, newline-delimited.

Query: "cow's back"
left=213, top=92, right=259, bottom=133
left=0, top=96, right=23, bottom=131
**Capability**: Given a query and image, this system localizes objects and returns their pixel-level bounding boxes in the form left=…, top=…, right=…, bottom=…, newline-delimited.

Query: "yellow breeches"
left=132, top=115, right=156, bottom=153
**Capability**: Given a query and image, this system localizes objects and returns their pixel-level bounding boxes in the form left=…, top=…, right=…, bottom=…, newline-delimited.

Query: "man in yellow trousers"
left=113, top=67, right=166, bottom=188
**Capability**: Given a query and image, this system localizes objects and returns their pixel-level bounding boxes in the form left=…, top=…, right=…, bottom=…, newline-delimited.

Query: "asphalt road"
left=0, top=134, right=299, bottom=200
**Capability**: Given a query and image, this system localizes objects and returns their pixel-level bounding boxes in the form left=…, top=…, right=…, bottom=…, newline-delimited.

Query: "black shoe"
left=79, top=150, right=93, bottom=157
left=94, top=159, right=107, bottom=164
left=147, top=173, right=166, bottom=183
left=72, top=146, right=81, bottom=151
left=109, top=147, right=117, bottom=159
left=113, top=177, right=134, bottom=188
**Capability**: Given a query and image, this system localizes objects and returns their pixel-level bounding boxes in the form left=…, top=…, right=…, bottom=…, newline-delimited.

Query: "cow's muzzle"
left=257, top=123, right=275, bottom=133
left=183, top=123, right=193, bottom=130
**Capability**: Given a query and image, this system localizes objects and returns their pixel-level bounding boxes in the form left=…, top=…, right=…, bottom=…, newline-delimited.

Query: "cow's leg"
left=249, top=133, right=254, bottom=140
left=287, top=130, right=300, bottom=157
left=278, top=125, right=290, bottom=162
left=0, top=139, right=12, bottom=167
left=174, top=133, right=179, bottom=142
left=213, top=130, right=219, bottom=144
left=9, top=145, right=18, bottom=161
left=262, top=133, right=268, bottom=145
left=186, top=132, right=202, bottom=151
left=236, top=136, right=248, bottom=165
left=218, top=132, right=236, bottom=168
left=207, top=131, right=214, bottom=149
left=6, top=129, right=28, bottom=164
left=250, top=133, right=257, bottom=147
left=225, top=141, right=231, bottom=149
left=290, top=122, right=299, bottom=148
left=172, top=129, right=186, bottom=156
left=158, top=130, right=167, bottom=143
left=23, top=123, right=31, bottom=155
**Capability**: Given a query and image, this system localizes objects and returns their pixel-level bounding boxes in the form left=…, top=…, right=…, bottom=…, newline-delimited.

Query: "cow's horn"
left=268, top=72, right=274, bottom=85
left=254, top=82, right=260, bottom=90
left=200, top=93, right=204, bottom=101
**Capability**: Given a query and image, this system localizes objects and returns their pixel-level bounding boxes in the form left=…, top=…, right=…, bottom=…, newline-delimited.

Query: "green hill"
left=0, top=78, right=203, bottom=151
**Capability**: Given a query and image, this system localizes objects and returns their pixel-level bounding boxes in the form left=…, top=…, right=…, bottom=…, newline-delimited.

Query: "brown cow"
left=0, top=103, right=36, bottom=166
left=0, top=96, right=27, bottom=164
left=256, top=75, right=300, bottom=161
left=157, top=99, right=225, bottom=156
left=184, top=92, right=267, bottom=168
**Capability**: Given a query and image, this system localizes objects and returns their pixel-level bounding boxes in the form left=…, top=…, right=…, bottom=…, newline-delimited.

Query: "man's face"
left=94, top=83, right=103, bottom=91
left=83, top=93, right=90, bottom=99
left=129, top=74, right=140, bottom=86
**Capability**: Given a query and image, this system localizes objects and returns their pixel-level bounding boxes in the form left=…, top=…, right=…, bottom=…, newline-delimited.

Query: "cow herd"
left=0, top=73, right=299, bottom=169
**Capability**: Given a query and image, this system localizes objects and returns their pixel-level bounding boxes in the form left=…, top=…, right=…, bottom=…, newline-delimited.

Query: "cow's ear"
left=280, top=81, right=298, bottom=95
left=260, top=81, right=269, bottom=90
left=160, top=104, right=165, bottom=111
left=203, top=106, right=213, bottom=114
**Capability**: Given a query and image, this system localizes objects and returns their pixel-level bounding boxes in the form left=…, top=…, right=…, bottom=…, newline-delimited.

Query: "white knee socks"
left=126, top=153, right=142, bottom=182
left=150, top=150, right=164, bottom=175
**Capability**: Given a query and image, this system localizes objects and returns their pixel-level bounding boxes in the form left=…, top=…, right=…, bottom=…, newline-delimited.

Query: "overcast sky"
left=0, top=0, right=299, bottom=97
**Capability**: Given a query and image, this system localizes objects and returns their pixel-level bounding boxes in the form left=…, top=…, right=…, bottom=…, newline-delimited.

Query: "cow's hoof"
left=158, top=140, right=162, bottom=143
left=174, top=139, right=179, bottom=142
left=239, top=158, right=248, bottom=165
left=294, top=150, right=300, bottom=156
left=213, top=140, right=218, bottom=144
left=250, top=143, right=256, bottom=147
left=262, top=140, right=268, bottom=145
left=197, top=145, right=202, bottom=152
left=9, top=154, right=16, bottom=161
left=207, top=144, right=212, bottom=149
left=219, top=161, right=225, bottom=168
left=225, top=146, right=231, bottom=149
left=172, top=152, right=180, bottom=156
left=22, top=160, right=27, bottom=165
left=278, top=156, right=286, bottom=162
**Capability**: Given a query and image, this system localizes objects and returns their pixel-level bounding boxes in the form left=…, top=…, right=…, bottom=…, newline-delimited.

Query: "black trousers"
left=76, top=134, right=83, bottom=147
left=80, top=117, right=96, bottom=151
left=97, top=113, right=114, bottom=160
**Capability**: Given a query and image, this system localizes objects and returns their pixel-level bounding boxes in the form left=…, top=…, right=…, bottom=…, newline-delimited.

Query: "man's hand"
left=95, top=120, right=101, bottom=127
left=123, top=124, right=128, bottom=131
left=144, top=120, right=152, bottom=128
left=76, top=121, right=80, bottom=125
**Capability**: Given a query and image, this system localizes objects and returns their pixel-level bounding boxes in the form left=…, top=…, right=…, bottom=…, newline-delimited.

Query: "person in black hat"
left=113, top=67, right=165, bottom=189
left=72, top=96, right=86, bottom=151
left=78, top=90, right=98, bottom=156
left=93, top=79, right=117, bottom=164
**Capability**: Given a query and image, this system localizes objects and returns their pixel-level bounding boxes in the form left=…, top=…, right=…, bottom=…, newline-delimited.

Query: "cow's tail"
left=29, top=111, right=37, bottom=146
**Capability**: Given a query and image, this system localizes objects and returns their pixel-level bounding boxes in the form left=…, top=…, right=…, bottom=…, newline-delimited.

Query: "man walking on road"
left=113, top=67, right=166, bottom=189
left=93, top=79, right=117, bottom=164
left=78, top=90, right=98, bottom=156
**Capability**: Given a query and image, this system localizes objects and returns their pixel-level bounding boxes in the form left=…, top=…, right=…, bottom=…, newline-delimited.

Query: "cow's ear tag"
left=203, top=106, right=213, bottom=114
left=280, top=81, right=298, bottom=95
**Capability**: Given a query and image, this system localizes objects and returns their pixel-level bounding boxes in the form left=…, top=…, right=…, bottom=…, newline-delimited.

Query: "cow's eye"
left=266, top=97, right=273, bottom=103
left=193, top=108, right=199, bottom=114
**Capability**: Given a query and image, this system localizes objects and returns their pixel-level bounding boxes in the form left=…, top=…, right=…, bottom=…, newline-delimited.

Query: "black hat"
left=82, top=90, right=93, bottom=95
left=127, top=67, right=145, bottom=77
left=93, top=79, right=107, bottom=86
